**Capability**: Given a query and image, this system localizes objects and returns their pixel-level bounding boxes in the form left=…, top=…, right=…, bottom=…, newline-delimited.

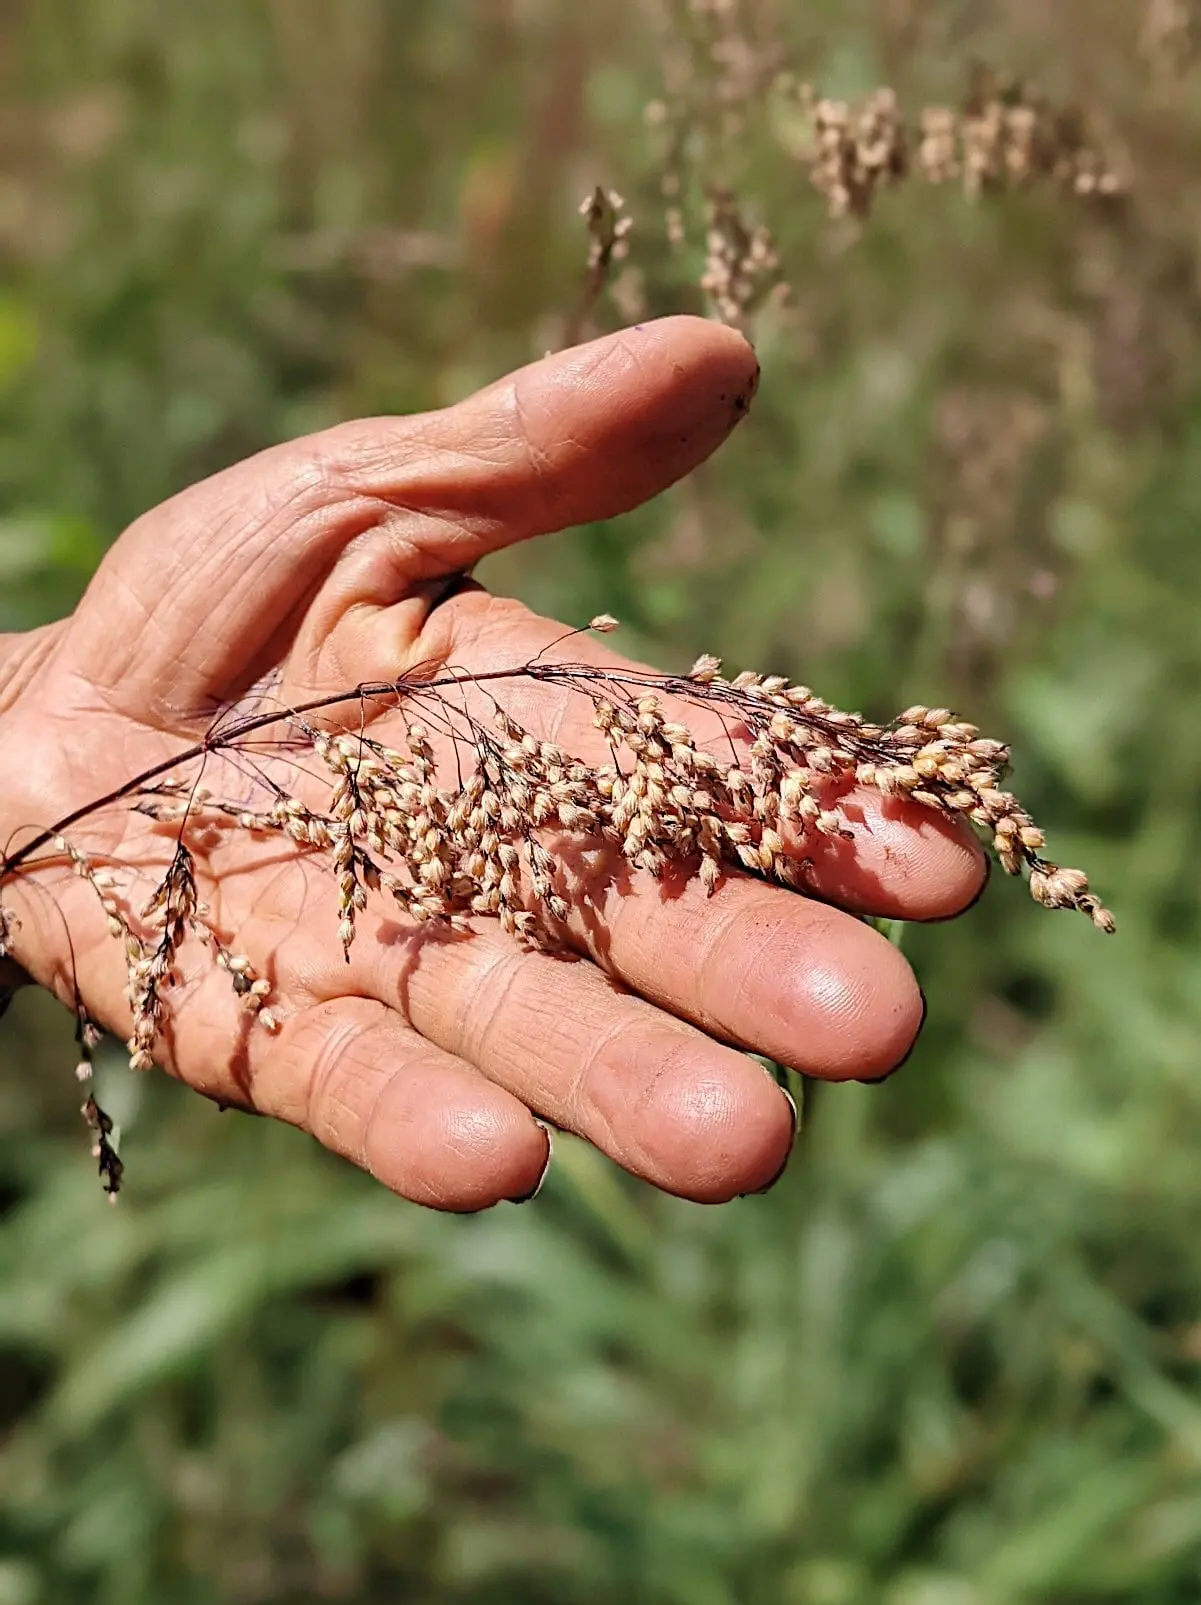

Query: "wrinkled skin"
left=0, top=318, right=985, bottom=1209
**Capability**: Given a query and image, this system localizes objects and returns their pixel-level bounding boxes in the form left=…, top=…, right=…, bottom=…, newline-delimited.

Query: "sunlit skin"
left=0, top=317, right=986, bottom=1210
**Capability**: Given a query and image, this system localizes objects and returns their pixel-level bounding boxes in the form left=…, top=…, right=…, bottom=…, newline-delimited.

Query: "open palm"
left=0, top=318, right=984, bottom=1209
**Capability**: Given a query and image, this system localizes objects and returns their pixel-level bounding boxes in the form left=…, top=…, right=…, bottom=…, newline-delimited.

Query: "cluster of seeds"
left=580, top=187, right=633, bottom=274
left=567, top=188, right=637, bottom=343
left=924, top=71, right=1125, bottom=200
left=0, top=626, right=1114, bottom=1193
left=49, top=826, right=278, bottom=1086
left=641, top=45, right=1128, bottom=266
left=798, top=85, right=910, bottom=220
left=699, top=188, right=786, bottom=326
left=787, top=75, right=1123, bottom=222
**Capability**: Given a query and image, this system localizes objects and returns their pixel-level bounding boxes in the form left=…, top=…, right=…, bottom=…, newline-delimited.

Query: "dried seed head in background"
left=792, top=72, right=1124, bottom=220
left=565, top=187, right=637, bottom=344
left=580, top=186, right=634, bottom=274
left=700, top=188, right=787, bottom=326
left=958, top=67, right=1125, bottom=199
left=638, top=13, right=1129, bottom=280
left=799, top=84, right=909, bottom=220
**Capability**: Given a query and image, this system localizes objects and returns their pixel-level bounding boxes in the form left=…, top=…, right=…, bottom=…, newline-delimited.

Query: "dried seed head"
left=5, top=625, right=1114, bottom=1199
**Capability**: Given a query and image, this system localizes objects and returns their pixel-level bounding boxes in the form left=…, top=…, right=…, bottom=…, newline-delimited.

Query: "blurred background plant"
left=4, top=1, right=1201, bottom=1600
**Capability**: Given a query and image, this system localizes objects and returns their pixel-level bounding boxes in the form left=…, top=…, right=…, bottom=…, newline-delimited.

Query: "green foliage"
left=4, top=2, right=1201, bottom=1600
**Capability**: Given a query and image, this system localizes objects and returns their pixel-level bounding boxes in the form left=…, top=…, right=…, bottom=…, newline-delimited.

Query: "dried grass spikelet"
left=641, top=6, right=1127, bottom=269
left=920, top=67, right=1125, bottom=201
left=580, top=186, right=633, bottom=274
left=783, top=70, right=1124, bottom=219
left=918, top=106, right=962, bottom=187
left=800, top=84, right=909, bottom=220
left=0, top=622, right=1115, bottom=1195
left=565, top=187, right=638, bottom=343
left=700, top=187, right=786, bottom=325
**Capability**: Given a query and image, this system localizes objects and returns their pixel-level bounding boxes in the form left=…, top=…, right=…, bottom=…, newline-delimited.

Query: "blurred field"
left=4, top=2, right=1201, bottom=1601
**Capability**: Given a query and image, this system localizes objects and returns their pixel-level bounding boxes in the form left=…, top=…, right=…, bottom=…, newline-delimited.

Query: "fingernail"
left=508, top=1117, right=554, bottom=1204
left=740, top=1082, right=798, bottom=1197
left=855, top=983, right=928, bottom=1084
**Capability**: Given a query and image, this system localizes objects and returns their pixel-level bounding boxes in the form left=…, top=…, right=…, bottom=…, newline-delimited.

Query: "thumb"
left=65, top=317, right=759, bottom=722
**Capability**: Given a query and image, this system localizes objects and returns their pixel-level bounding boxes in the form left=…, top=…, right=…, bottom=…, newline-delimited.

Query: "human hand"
left=0, top=317, right=985, bottom=1208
